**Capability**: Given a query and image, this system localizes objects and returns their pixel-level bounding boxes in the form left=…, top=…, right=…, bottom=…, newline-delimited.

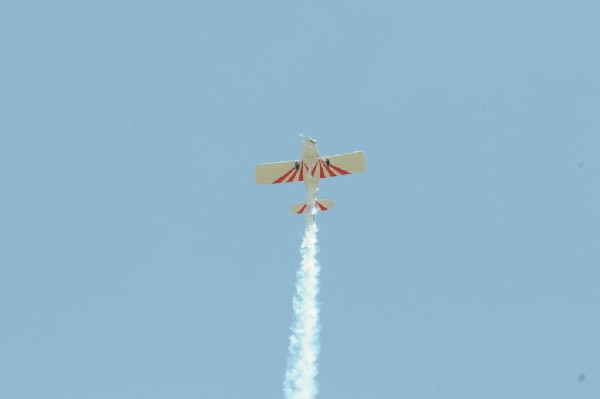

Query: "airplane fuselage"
left=302, top=137, right=321, bottom=194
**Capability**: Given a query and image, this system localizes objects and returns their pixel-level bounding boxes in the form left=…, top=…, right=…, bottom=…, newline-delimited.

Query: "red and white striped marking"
left=273, top=160, right=350, bottom=184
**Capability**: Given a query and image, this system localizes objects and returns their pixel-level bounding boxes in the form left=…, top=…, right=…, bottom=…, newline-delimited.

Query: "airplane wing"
left=256, top=160, right=307, bottom=184
left=314, top=151, right=366, bottom=179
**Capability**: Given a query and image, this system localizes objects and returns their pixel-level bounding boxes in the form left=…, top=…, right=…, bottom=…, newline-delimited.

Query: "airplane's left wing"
left=256, top=160, right=306, bottom=184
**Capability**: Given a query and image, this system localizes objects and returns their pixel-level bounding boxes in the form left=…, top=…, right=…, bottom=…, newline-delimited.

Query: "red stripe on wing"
left=297, top=204, right=307, bottom=214
left=322, top=160, right=336, bottom=177
left=287, top=168, right=299, bottom=182
left=273, top=167, right=296, bottom=183
left=315, top=201, right=327, bottom=211
left=298, top=162, right=304, bottom=181
left=328, top=163, right=350, bottom=175
left=319, top=163, right=326, bottom=178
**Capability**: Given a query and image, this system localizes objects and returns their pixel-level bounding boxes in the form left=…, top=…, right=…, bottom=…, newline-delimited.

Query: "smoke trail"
left=284, top=191, right=320, bottom=399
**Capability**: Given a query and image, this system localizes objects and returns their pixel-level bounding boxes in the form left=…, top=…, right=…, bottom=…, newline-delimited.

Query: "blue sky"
left=1, top=1, right=599, bottom=398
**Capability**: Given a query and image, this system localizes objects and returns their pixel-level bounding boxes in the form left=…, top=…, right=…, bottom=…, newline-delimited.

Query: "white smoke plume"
left=284, top=189, right=321, bottom=399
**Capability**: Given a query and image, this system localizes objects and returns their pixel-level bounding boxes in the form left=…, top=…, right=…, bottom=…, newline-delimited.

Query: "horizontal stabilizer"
left=291, top=199, right=334, bottom=214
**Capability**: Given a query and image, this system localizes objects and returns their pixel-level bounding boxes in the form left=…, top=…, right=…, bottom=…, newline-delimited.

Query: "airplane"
left=255, top=136, right=366, bottom=216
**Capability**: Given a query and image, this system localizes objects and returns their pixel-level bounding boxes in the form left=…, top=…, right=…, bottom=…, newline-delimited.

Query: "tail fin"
left=291, top=199, right=334, bottom=214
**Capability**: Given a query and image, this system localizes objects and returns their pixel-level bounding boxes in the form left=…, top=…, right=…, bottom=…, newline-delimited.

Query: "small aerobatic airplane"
left=256, top=136, right=366, bottom=215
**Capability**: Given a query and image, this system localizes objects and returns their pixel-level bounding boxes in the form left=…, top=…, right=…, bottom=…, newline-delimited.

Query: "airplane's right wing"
left=256, top=160, right=306, bottom=184
left=315, top=151, right=367, bottom=179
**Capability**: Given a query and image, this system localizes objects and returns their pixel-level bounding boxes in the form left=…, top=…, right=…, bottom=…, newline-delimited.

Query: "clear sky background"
left=1, top=1, right=599, bottom=398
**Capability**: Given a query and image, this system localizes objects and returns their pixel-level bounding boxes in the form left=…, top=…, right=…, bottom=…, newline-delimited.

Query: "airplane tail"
left=291, top=199, right=334, bottom=214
